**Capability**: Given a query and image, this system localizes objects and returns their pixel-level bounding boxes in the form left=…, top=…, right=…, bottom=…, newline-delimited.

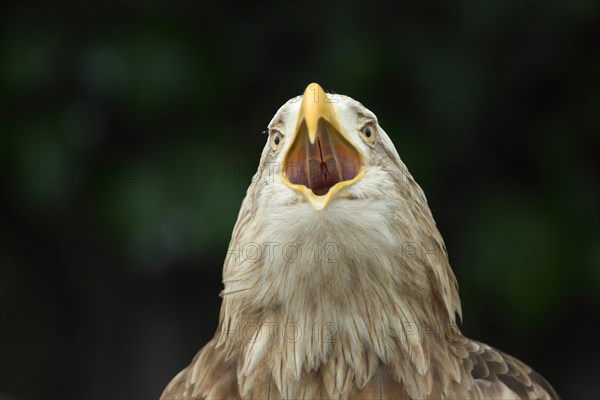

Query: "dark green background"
left=1, top=1, right=598, bottom=398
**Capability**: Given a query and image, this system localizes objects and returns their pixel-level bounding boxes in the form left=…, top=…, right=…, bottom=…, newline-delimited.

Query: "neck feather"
left=215, top=173, right=461, bottom=398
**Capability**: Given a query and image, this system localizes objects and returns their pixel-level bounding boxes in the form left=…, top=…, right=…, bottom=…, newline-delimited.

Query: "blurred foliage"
left=0, top=1, right=598, bottom=399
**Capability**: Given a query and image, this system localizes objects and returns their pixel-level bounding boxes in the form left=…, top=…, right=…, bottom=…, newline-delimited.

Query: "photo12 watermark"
left=200, top=241, right=340, bottom=264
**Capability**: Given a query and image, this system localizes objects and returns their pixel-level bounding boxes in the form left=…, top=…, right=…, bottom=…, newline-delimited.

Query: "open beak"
left=282, top=83, right=365, bottom=210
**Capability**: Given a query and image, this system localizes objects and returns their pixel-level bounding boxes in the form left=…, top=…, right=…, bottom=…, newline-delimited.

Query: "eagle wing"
left=444, top=340, right=559, bottom=399
left=160, top=339, right=239, bottom=400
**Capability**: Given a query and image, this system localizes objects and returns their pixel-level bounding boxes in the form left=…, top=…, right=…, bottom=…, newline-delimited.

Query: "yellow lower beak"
left=282, top=83, right=365, bottom=210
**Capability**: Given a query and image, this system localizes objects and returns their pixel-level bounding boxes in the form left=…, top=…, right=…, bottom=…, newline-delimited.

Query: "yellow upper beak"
left=283, top=83, right=365, bottom=210
left=297, top=83, right=340, bottom=144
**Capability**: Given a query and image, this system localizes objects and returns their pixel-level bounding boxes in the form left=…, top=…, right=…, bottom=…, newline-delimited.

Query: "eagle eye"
left=359, top=123, right=377, bottom=145
left=270, top=130, right=284, bottom=151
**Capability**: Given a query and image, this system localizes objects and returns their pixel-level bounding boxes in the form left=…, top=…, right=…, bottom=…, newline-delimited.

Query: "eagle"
left=161, top=83, right=558, bottom=399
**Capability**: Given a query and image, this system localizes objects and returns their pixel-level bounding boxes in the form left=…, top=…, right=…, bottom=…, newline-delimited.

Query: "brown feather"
left=160, top=88, right=558, bottom=400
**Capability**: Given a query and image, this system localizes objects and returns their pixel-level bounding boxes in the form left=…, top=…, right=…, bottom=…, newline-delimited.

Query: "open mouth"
left=282, top=83, right=365, bottom=210
left=283, top=119, right=363, bottom=196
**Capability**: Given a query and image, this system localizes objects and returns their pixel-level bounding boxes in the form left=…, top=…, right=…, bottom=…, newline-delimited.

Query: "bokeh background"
left=1, top=1, right=599, bottom=398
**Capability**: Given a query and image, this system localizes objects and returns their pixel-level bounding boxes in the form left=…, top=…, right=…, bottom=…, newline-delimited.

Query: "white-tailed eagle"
left=161, top=83, right=558, bottom=400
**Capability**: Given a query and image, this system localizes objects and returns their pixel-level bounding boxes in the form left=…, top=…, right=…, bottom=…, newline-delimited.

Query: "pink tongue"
left=306, top=136, right=342, bottom=195
left=307, top=158, right=341, bottom=195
